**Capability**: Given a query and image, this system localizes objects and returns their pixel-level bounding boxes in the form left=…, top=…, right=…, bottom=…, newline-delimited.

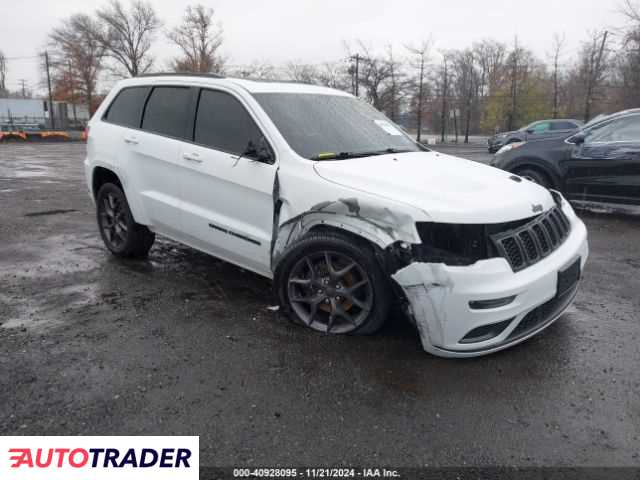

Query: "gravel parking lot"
left=1, top=142, right=639, bottom=468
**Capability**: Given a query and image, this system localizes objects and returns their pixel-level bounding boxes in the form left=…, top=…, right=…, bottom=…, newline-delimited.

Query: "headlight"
left=495, top=142, right=524, bottom=155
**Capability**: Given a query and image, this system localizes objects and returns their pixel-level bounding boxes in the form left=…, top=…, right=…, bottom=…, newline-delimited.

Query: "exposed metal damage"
left=269, top=186, right=452, bottom=352
left=262, top=132, right=588, bottom=357
left=392, top=262, right=454, bottom=353
left=271, top=196, right=420, bottom=269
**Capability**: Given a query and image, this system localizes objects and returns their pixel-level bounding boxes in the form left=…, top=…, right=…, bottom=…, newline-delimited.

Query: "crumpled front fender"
left=272, top=197, right=421, bottom=269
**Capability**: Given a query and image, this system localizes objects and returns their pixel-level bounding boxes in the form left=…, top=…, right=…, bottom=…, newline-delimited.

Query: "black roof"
left=136, top=72, right=225, bottom=79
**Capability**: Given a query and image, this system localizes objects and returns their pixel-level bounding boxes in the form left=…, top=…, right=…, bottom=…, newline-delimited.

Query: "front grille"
left=491, top=206, right=571, bottom=272
left=507, top=281, right=578, bottom=341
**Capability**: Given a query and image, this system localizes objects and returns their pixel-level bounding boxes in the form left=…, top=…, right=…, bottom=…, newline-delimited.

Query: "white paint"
left=86, top=76, right=590, bottom=356
left=314, top=150, right=556, bottom=223
left=392, top=200, right=589, bottom=357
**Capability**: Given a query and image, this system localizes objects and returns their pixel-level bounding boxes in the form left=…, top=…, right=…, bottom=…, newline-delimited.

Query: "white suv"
left=85, top=74, right=589, bottom=357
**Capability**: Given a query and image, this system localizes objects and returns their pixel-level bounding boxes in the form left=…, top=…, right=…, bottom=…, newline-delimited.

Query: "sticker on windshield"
left=374, top=119, right=403, bottom=136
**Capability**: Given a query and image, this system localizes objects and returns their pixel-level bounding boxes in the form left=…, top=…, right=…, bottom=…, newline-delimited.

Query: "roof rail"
left=137, top=72, right=225, bottom=79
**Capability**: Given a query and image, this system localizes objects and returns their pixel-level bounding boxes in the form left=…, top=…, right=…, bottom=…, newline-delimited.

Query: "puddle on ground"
left=0, top=282, right=100, bottom=331
left=0, top=234, right=103, bottom=279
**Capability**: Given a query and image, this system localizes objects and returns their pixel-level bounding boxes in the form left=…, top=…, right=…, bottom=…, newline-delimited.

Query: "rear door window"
left=194, top=89, right=266, bottom=157
left=104, top=87, right=150, bottom=128
left=141, top=86, right=191, bottom=139
left=551, top=121, right=578, bottom=130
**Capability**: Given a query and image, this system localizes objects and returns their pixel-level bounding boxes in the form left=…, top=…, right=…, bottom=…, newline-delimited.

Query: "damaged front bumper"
left=392, top=202, right=588, bottom=358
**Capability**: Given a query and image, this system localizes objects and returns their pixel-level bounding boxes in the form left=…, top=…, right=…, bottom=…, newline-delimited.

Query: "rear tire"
left=96, top=183, right=155, bottom=258
left=275, top=232, right=391, bottom=335
left=516, top=168, right=553, bottom=189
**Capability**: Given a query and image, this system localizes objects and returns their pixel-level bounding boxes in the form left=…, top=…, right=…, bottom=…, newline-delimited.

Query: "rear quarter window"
left=551, top=121, right=579, bottom=130
left=103, top=86, right=150, bottom=128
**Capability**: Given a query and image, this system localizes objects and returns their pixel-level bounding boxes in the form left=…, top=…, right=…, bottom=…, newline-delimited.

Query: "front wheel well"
left=512, top=164, right=558, bottom=189
left=92, top=167, right=122, bottom=199
left=306, top=224, right=380, bottom=255
left=305, top=224, right=403, bottom=280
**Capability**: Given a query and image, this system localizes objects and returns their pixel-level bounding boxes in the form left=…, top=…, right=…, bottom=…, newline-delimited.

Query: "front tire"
left=96, top=183, right=155, bottom=258
left=275, top=232, right=391, bottom=335
left=516, top=168, right=553, bottom=189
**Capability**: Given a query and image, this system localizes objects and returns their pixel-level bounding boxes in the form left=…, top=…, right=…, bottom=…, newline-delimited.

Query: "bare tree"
left=452, top=49, right=479, bottom=143
left=549, top=33, right=566, bottom=118
left=406, top=39, right=432, bottom=141
left=438, top=53, right=451, bottom=142
left=49, top=14, right=106, bottom=113
left=230, top=60, right=277, bottom=80
left=0, top=50, right=7, bottom=95
left=614, top=1, right=640, bottom=107
left=581, top=30, right=610, bottom=121
left=378, top=45, right=407, bottom=121
left=285, top=62, right=318, bottom=83
left=167, top=4, right=224, bottom=74
left=344, top=42, right=393, bottom=110
left=621, top=0, right=640, bottom=20
left=506, top=37, right=521, bottom=131
left=315, top=61, right=351, bottom=90
left=94, top=0, right=161, bottom=77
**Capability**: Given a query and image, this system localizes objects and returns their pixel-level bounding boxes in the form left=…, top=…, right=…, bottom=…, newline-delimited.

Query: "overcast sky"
left=1, top=0, right=625, bottom=95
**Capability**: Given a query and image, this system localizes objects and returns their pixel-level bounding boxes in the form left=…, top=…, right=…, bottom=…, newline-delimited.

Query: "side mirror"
left=243, top=138, right=274, bottom=164
left=568, top=132, right=586, bottom=145
left=526, top=128, right=535, bottom=134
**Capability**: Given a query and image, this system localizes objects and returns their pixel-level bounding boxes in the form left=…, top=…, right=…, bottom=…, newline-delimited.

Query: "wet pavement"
left=431, top=142, right=495, bottom=164
left=0, top=143, right=639, bottom=467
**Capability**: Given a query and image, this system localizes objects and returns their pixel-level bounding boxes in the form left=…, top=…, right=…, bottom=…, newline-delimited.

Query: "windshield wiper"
left=311, top=148, right=413, bottom=160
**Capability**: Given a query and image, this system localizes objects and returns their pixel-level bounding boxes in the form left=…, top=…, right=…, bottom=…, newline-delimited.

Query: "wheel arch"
left=271, top=200, right=421, bottom=275
left=509, top=158, right=561, bottom=189
left=91, top=166, right=149, bottom=226
left=92, top=166, right=122, bottom=200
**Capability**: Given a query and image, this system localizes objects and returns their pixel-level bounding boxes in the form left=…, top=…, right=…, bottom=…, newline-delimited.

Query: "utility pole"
left=44, top=50, right=56, bottom=130
left=350, top=54, right=361, bottom=97
left=440, top=57, right=448, bottom=143
left=19, top=79, right=27, bottom=98
left=584, top=30, right=608, bottom=122
left=416, top=54, right=425, bottom=143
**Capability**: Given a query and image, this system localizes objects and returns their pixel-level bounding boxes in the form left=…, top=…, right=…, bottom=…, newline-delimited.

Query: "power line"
left=3, top=55, right=41, bottom=61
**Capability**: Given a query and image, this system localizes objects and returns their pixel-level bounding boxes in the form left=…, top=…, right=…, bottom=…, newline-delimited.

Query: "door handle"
left=183, top=152, right=203, bottom=163
left=123, top=135, right=139, bottom=145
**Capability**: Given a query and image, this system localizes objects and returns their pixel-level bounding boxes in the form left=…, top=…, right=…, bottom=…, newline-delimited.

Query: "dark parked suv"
left=488, top=119, right=583, bottom=153
left=491, top=109, right=640, bottom=207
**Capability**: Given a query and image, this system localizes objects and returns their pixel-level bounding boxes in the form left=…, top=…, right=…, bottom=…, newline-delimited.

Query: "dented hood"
left=313, top=151, right=556, bottom=223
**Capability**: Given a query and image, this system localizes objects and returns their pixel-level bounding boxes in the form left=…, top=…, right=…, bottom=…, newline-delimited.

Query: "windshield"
left=252, top=93, right=423, bottom=160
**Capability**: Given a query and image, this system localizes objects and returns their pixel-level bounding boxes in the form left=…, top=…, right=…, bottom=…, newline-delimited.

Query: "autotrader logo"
left=1, top=436, right=198, bottom=480
left=9, top=447, right=192, bottom=468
